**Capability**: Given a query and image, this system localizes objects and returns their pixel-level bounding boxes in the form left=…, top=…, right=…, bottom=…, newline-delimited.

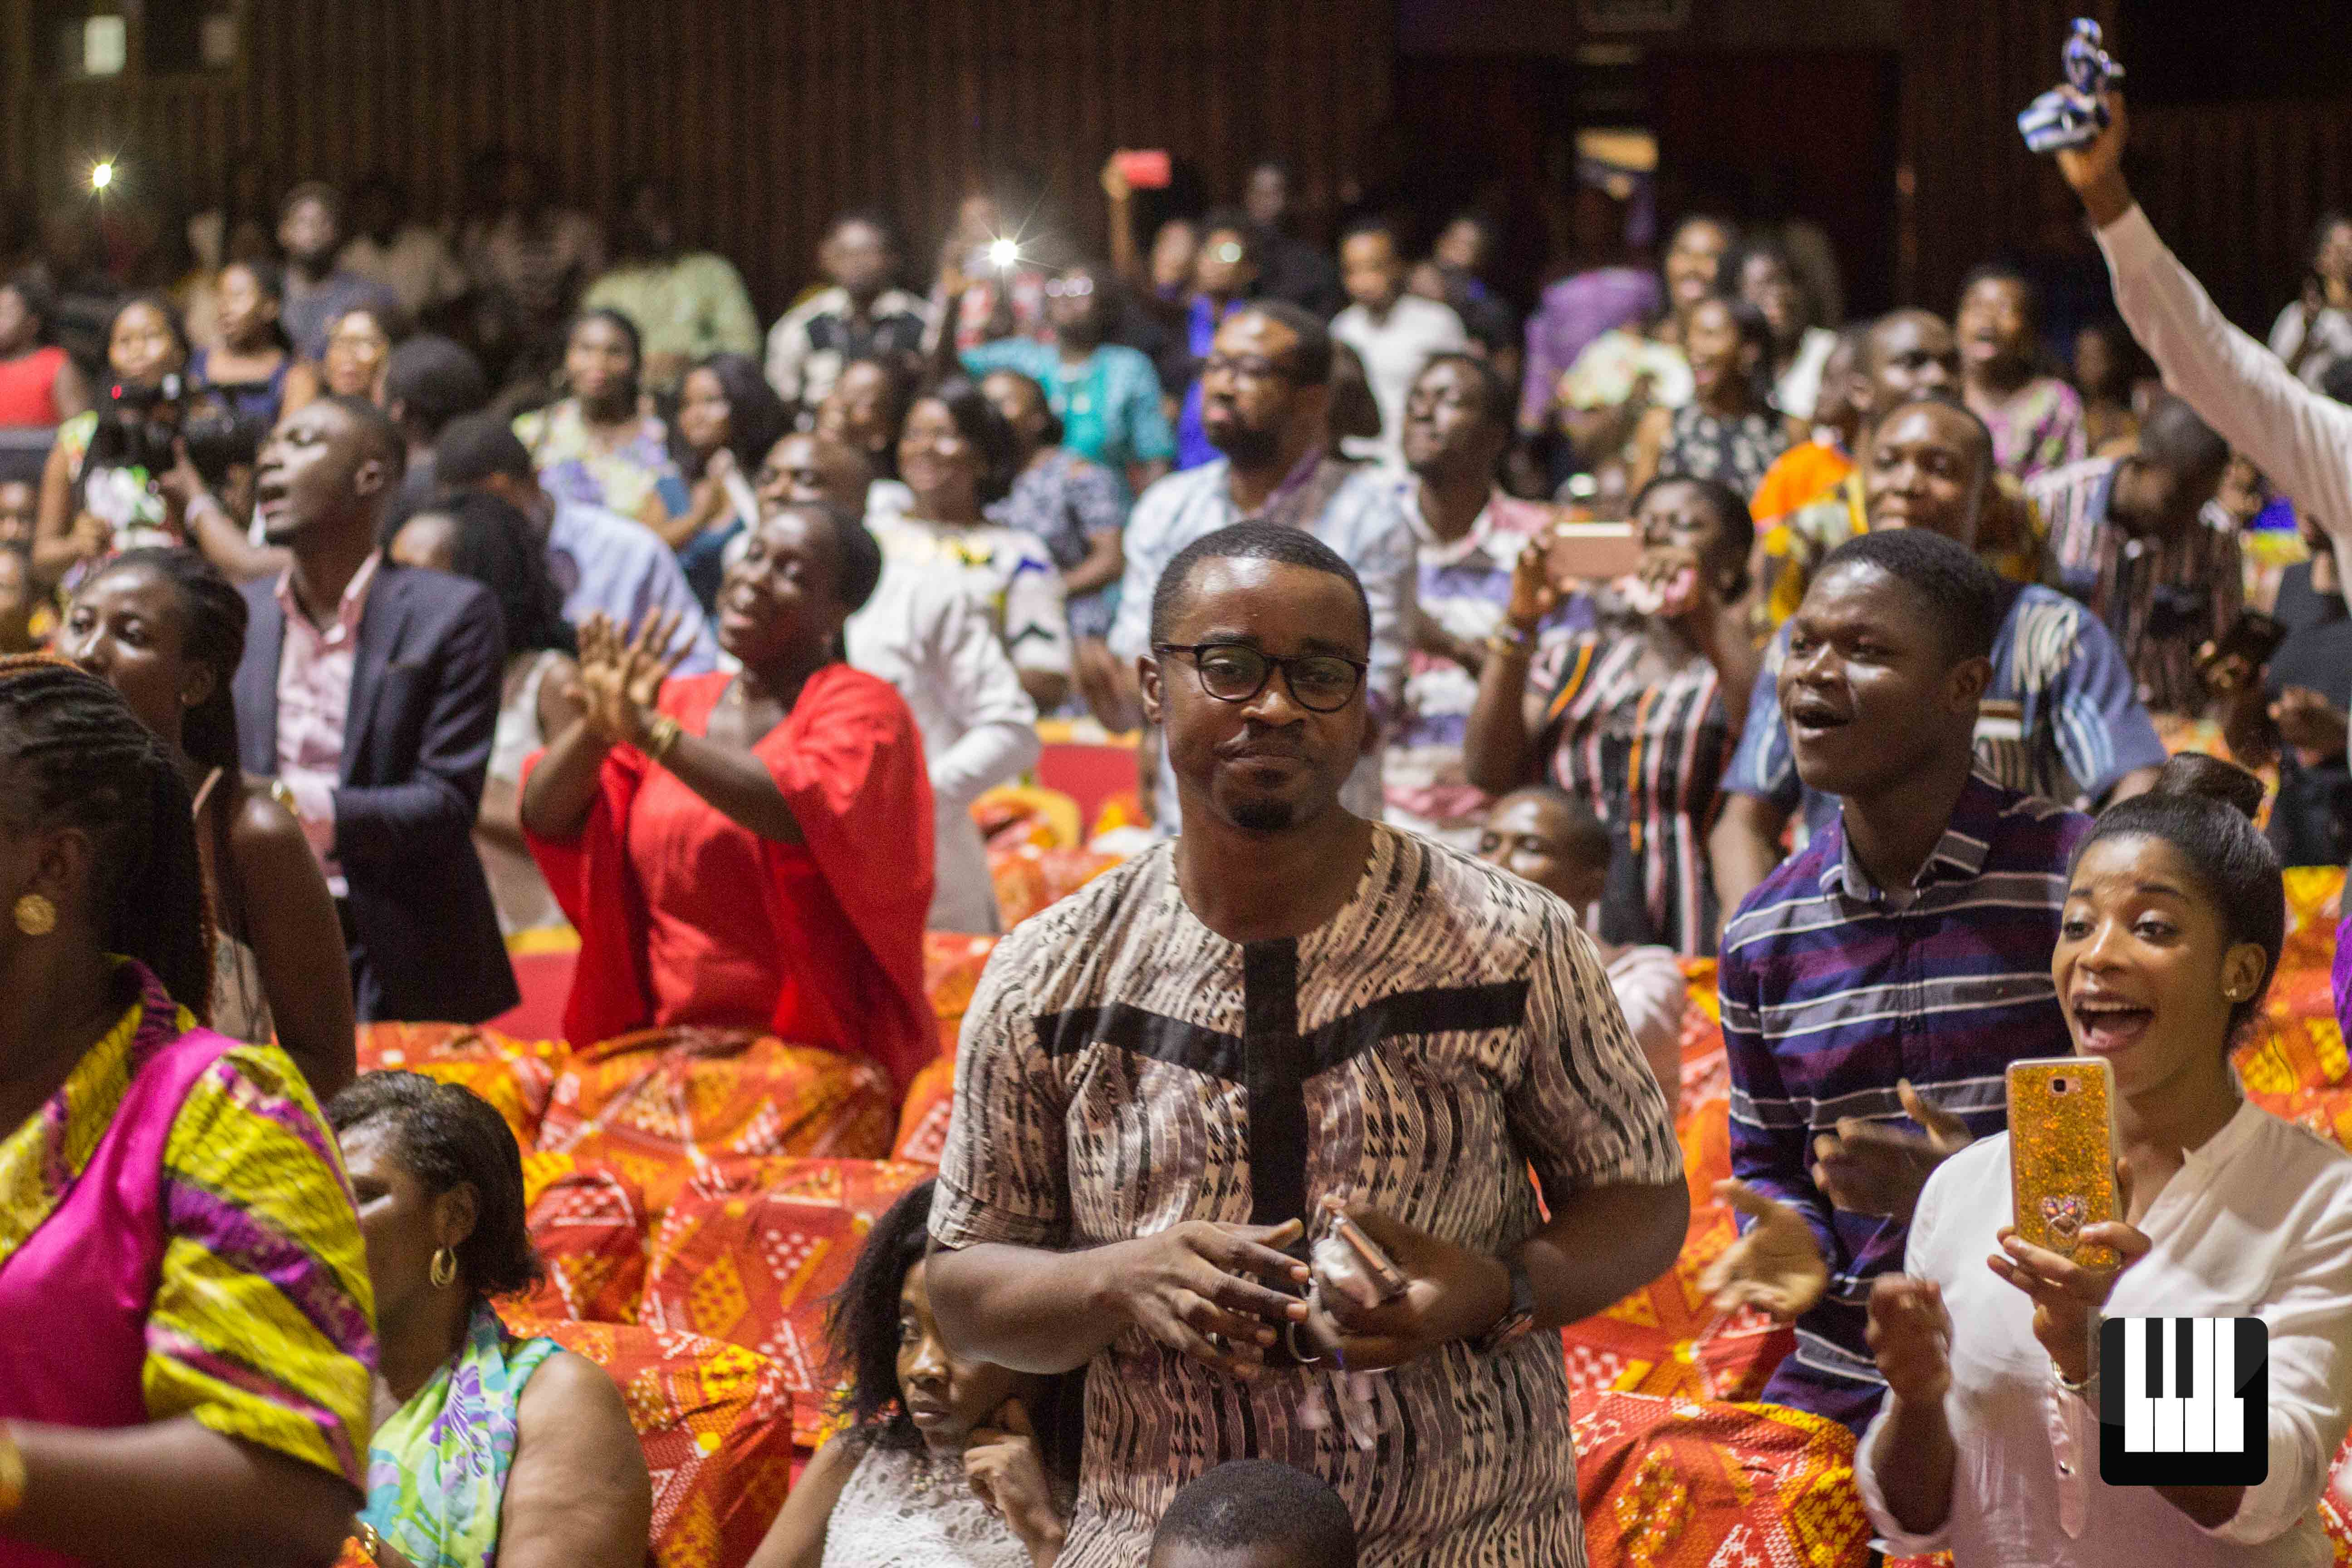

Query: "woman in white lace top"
left=750, top=1180, right=1081, bottom=1568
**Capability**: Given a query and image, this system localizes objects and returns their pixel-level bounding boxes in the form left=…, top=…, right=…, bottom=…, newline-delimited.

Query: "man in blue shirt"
left=1710, top=395, right=2164, bottom=915
left=431, top=414, right=718, bottom=674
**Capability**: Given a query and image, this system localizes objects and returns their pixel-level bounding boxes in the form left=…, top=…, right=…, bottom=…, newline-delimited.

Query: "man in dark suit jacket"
left=232, top=394, right=518, bottom=1024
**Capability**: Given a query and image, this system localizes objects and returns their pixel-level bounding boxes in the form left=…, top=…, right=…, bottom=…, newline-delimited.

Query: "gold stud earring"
left=429, top=1247, right=458, bottom=1289
left=12, top=894, right=55, bottom=937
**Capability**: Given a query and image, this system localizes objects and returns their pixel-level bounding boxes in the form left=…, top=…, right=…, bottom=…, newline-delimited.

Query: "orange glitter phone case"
left=2007, top=1057, right=2119, bottom=1270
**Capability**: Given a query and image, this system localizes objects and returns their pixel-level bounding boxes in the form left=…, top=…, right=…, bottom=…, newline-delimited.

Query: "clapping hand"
left=1698, top=1180, right=1829, bottom=1319
left=1867, top=1274, right=1954, bottom=1406
left=577, top=609, right=687, bottom=751
left=1988, top=1162, right=2148, bottom=1385
left=1299, top=1204, right=1512, bottom=1373
left=964, top=1401, right=1065, bottom=1568
left=1810, top=1080, right=1975, bottom=1221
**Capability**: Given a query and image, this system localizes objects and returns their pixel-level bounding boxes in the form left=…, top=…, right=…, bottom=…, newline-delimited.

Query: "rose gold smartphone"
left=2008, top=1057, right=2120, bottom=1270
left=1325, top=1208, right=1408, bottom=1300
left=1544, top=520, right=1645, bottom=584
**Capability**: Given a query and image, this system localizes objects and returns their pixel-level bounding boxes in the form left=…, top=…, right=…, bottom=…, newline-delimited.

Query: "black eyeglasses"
left=1153, top=642, right=1368, bottom=713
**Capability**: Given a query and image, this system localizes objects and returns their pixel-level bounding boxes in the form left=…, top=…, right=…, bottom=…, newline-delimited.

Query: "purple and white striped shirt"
left=1718, top=770, right=2091, bottom=1431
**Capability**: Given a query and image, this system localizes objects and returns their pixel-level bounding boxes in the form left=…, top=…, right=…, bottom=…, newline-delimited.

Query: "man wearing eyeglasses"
left=928, top=519, right=1686, bottom=1568
left=1105, top=302, right=1416, bottom=833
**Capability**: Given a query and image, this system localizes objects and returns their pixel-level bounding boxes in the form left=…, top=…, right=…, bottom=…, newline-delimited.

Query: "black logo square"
left=2099, top=1316, right=2268, bottom=1487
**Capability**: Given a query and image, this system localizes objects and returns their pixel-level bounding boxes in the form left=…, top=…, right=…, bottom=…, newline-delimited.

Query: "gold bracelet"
left=646, top=715, right=683, bottom=764
left=1485, top=627, right=1536, bottom=660
left=0, top=1422, right=26, bottom=1519
left=355, top=1519, right=384, bottom=1563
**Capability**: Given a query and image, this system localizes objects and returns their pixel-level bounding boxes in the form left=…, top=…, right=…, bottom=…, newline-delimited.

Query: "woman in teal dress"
left=328, top=1072, right=650, bottom=1568
left=953, top=261, right=1174, bottom=500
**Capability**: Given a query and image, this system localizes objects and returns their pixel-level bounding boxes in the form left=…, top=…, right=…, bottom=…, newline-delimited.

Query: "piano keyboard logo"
left=2099, top=1317, right=2267, bottom=1486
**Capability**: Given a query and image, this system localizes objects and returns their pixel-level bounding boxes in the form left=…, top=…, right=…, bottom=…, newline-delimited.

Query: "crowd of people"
left=9, top=78, right=2352, bottom=1568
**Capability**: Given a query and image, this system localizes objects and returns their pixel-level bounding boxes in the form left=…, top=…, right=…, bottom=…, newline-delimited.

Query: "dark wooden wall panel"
left=0, top=0, right=1393, bottom=317
left=1898, top=0, right=2118, bottom=314
left=2132, top=100, right=2352, bottom=333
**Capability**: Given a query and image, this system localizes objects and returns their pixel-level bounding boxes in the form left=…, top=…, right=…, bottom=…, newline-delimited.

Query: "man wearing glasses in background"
left=927, top=519, right=1686, bottom=1567
left=1105, top=301, right=1416, bottom=830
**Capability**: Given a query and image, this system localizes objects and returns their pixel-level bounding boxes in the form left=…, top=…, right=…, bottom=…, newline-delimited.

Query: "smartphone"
left=1113, top=149, right=1173, bottom=190
left=1326, top=1208, right=1408, bottom=1301
left=2201, top=608, right=2287, bottom=675
left=2008, top=1058, right=2120, bottom=1270
left=1544, top=520, right=1646, bottom=584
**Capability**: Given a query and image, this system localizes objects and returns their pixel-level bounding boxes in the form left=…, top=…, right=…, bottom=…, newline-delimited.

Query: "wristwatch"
left=1472, top=1257, right=1538, bottom=1354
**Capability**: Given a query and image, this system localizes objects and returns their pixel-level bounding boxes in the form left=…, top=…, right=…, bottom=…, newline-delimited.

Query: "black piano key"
left=2178, top=1315, right=2196, bottom=1406
left=2148, top=1313, right=2165, bottom=1398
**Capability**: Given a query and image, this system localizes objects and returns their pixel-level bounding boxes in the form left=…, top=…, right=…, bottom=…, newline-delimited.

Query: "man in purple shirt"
left=1702, top=527, right=2091, bottom=1433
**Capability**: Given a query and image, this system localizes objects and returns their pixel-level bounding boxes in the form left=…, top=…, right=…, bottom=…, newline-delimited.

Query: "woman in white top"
left=869, top=377, right=1072, bottom=714
left=2268, top=213, right=2352, bottom=391
left=390, top=490, right=584, bottom=935
left=1857, top=759, right=2352, bottom=1566
left=750, top=1179, right=1077, bottom=1568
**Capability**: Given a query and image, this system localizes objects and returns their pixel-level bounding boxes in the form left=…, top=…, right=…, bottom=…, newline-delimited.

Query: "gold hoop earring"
left=429, top=1247, right=459, bottom=1289
left=12, top=894, right=55, bottom=937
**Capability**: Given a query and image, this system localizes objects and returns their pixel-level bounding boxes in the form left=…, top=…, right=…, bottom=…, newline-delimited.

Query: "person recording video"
left=33, top=292, right=272, bottom=591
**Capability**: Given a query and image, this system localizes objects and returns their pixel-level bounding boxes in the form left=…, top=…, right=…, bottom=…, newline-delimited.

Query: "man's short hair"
left=1871, top=391, right=1994, bottom=475
left=1813, top=526, right=2003, bottom=665
left=279, top=179, right=343, bottom=223
left=1149, top=1461, right=1357, bottom=1568
left=1148, top=520, right=1369, bottom=649
left=1338, top=215, right=1401, bottom=253
left=826, top=208, right=898, bottom=251
left=323, top=394, right=406, bottom=486
left=1416, top=351, right=1513, bottom=435
left=2136, top=393, right=2229, bottom=482
left=434, top=412, right=535, bottom=488
left=1495, top=783, right=1612, bottom=870
left=1232, top=300, right=1333, bottom=388
left=383, top=336, right=490, bottom=439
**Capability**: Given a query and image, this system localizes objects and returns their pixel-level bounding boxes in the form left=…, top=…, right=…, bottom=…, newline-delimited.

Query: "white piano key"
left=2125, top=1317, right=2154, bottom=1453
left=2214, top=1318, right=2244, bottom=1455
left=2155, top=1320, right=2184, bottom=1451
left=2185, top=1316, right=2214, bottom=1452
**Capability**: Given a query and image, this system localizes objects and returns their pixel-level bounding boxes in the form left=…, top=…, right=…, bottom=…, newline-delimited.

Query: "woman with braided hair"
left=59, top=547, right=354, bottom=1096
left=0, top=655, right=377, bottom=1568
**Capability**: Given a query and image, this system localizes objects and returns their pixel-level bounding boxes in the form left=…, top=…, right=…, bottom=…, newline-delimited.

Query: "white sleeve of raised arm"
left=2098, top=204, right=2352, bottom=564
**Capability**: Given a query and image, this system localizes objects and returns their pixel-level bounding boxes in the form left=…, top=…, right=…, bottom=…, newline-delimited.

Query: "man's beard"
left=1225, top=795, right=1297, bottom=833
left=1210, top=421, right=1282, bottom=468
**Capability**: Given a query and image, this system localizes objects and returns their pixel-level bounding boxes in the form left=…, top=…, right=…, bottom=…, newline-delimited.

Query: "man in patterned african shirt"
left=927, top=520, right=1687, bottom=1568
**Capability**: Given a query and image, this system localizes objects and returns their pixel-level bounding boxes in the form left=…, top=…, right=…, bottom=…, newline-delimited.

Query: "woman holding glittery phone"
left=1856, top=757, right=2352, bottom=1566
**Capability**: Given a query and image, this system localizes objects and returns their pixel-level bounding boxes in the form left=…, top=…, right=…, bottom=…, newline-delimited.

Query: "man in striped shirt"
left=2030, top=395, right=2236, bottom=716
left=1710, top=395, right=2165, bottom=916
left=1703, top=527, right=2092, bottom=1432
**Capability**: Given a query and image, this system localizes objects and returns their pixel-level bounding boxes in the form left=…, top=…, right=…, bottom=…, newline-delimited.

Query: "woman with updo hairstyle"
left=512, top=308, right=689, bottom=534
left=0, top=656, right=376, bottom=1568
left=1860, top=754, right=2352, bottom=1566
left=328, top=1071, right=650, bottom=1568
left=520, top=502, right=936, bottom=1115
left=58, top=546, right=354, bottom=1093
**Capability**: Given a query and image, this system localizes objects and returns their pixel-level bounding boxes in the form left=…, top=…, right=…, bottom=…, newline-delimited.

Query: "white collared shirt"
left=845, top=559, right=1039, bottom=936
left=274, top=553, right=382, bottom=897
left=1856, top=1098, right=2352, bottom=1566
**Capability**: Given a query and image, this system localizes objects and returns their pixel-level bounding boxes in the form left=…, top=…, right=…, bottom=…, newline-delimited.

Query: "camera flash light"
left=987, top=237, right=1020, bottom=271
left=88, top=161, right=115, bottom=192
